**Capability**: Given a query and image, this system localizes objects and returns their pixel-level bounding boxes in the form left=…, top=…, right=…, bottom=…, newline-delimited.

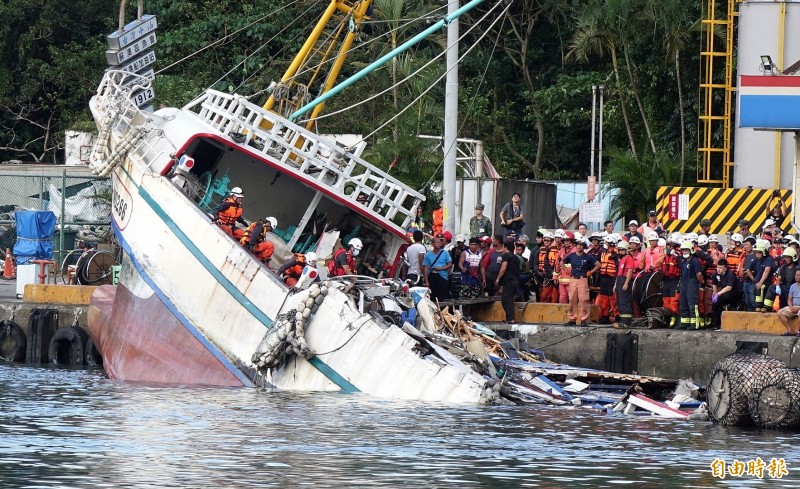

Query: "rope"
left=155, top=0, right=304, bottom=76
left=418, top=7, right=507, bottom=193
left=210, top=0, right=324, bottom=93
left=314, top=316, right=370, bottom=356
left=530, top=324, right=614, bottom=351
left=302, top=0, right=507, bottom=127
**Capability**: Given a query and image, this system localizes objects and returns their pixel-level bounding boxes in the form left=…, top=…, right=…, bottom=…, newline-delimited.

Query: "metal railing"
left=183, top=90, right=425, bottom=227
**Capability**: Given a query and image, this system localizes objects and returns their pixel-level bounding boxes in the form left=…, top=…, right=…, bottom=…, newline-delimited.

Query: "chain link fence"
left=0, top=170, right=112, bottom=266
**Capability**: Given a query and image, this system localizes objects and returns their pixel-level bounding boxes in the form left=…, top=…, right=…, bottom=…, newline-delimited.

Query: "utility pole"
left=443, top=0, right=459, bottom=234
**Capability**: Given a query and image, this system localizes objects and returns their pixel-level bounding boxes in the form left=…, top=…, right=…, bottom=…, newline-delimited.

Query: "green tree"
left=605, top=147, right=681, bottom=222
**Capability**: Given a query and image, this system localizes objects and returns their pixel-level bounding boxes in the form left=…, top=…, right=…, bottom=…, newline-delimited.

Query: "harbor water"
left=0, top=364, right=798, bottom=488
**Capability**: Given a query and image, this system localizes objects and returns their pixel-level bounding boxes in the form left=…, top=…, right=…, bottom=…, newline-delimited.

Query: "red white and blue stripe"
left=739, top=75, right=800, bottom=129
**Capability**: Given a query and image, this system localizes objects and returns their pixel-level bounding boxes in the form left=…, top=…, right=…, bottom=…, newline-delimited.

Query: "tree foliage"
left=0, top=0, right=704, bottom=204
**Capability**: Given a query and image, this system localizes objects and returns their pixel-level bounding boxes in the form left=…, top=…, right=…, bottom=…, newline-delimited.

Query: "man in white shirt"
left=517, top=234, right=532, bottom=260
left=405, top=230, right=427, bottom=285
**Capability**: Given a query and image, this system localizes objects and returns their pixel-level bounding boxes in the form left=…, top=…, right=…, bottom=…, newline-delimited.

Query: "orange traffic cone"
left=3, top=248, right=15, bottom=280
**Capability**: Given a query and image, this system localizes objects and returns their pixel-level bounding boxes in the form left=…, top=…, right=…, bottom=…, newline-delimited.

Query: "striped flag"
left=739, top=75, right=800, bottom=129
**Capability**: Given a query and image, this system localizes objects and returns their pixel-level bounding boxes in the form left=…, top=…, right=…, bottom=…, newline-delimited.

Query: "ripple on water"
left=0, top=363, right=799, bottom=488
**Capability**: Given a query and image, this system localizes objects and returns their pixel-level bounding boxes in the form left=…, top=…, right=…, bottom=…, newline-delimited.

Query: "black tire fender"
left=84, top=335, right=103, bottom=367
left=48, top=326, right=88, bottom=366
left=0, top=320, right=27, bottom=362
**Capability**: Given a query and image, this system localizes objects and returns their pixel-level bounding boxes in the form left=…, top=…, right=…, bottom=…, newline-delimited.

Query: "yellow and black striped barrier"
left=656, top=186, right=793, bottom=234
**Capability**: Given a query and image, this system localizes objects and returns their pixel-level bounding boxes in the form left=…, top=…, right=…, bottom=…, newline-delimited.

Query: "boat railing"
left=183, top=90, right=424, bottom=227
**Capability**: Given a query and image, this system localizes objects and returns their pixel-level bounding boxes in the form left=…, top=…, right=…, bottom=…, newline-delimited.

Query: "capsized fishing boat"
left=86, top=0, right=501, bottom=402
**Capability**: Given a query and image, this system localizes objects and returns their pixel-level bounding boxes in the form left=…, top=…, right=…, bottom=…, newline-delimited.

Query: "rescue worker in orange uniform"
left=432, top=200, right=444, bottom=236
left=595, top=235, right=619, bottom=324
left=555, top=231, right=577, bottom=304
left=213, top=186, right=246, bottom=239
left=726, top=233, right=745, bottom=278
left=662, top=236, right=682, bottom=325
left=330, top=238, right=362, bottom=276
left=240, top=216, right=277, bottom=265
left=640, top=231, right=664, bottom=272
left=278, top=252, right=317, bottom=287
left=535, top=232, right=559, bottom=303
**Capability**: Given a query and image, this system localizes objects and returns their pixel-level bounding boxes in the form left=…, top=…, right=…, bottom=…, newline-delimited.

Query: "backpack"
left=328, top=249, right=347, bottom=276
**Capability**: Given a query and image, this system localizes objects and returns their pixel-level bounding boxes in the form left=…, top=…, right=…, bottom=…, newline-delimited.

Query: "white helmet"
left=730, top=233, right=743, bottom=243
left=305, top=251, right=317, bottom=263
left=658, top=238, right=666, bottom=247
left=603, top=235, right=616, bottom=244
left=590, top=232, right=602, bottom=240
left=543, top=232, right=554, bottom=240
left=349, top=238, right=363, bottom=250
left=647, top=231, right=658, bottom=241
left=231, top=186, right=244, bottom=198
left=573, top=231, right=583, bottom=241
left=686, top=232, right=699, bottom=242
left=629, top=236, right=641, bottom=245
left=265, top=216, right=278, bottom=229
left=697, top=235, right=708, bottom=246
left=708, top=234, right=719, bottom=243
left=554, top=229, right=565, bottom=238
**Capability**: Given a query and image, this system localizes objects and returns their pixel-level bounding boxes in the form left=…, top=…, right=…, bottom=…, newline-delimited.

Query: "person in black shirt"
left=495, top=240, right=521, bottom=323
left=710, top=259, right=739, bottom=330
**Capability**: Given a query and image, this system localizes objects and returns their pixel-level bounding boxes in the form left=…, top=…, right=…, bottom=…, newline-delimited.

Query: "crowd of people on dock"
left=403, top=192, right=800, bottom=335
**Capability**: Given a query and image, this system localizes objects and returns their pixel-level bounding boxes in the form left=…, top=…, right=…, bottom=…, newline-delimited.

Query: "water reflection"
left=0, top=364, right=797, bottom=488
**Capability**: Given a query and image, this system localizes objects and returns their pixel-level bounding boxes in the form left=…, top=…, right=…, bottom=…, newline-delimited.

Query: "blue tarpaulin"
left=13, top=210, right=56, bottom=265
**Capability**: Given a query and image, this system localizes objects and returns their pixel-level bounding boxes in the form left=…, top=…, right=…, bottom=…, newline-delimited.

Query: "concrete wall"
left=492, top=324, right=800, bottom=383
left=735, top=0, right=800, bottom=189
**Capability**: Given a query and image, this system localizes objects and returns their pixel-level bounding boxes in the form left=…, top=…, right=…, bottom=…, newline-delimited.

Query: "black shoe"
left=675, top=323, right=689, bottom=330
left=598, top=317, right=610, bottom=325
left=564, top=320, right=577, bottom=326
left=580, top=320, right=588, bottom=327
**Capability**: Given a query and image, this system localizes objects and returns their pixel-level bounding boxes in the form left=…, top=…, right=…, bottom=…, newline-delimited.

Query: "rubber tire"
left=0, top=320, right=26, bottom=362
left=48, top=326, right=88, bottom=366
left=84, top=335, right=103, bottom=367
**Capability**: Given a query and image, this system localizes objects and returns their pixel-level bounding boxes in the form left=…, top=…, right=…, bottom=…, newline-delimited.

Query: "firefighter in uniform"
left=595, top=235, right=619, bottom=324
left=615, top=240, right=635, bottom=327
left=555, top=231, right=577, bottom=304
left=213, top=186, right=247, bottom=239
left=662, top=236, right=682, bottom=325
left=726, top=233, right=745, bottom=279
left=278, top=252, right=318, bottom=287
left=535, top=233, right=558, bottom=303
left=240, top=216, right=277, bottom=265
left=678, top=241, right=704, bottom=330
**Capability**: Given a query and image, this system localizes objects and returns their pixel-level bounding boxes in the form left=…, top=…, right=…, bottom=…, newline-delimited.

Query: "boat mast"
left=290, top=0, right=488, bottom=122
left=443, top=0, right=458, bottom=235
left=262, top=0, right=373, bottom=131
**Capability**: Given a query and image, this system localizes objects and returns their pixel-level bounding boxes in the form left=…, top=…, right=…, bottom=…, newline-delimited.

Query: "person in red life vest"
left=432, top=199, right=444, bottom=236
left=330, top=238, right=362, bottom=276
left=213, top=186, right=247, bottom=239
left=240, top=217, right=277, bottom=265
left=563, top=237, right=601, bottom=326
left=615, top=240, right=636, bottom=327
left=278, top=252, right=317, bottom=287
left=640, top=231, right=664, bottom=271
left=661, top=236, right=682, bottom=325
left=555, top=231, right=577, bottom=304
left=595, top=235, right=620, bottom=324
left=627, top=236, right=643, bottom=272
left=534, top=232, right=558, bottom=303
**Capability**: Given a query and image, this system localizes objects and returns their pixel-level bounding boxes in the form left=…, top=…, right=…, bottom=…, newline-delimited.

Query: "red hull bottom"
left=88, top=284, right=245, bottom=387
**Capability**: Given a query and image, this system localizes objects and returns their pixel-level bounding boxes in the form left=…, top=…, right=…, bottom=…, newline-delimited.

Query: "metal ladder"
left=183, top=90, right=425, bottom=228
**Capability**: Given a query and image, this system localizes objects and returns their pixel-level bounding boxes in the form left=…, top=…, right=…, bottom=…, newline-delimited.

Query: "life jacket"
left=662, top=252, right=681, bottom=279
left=643, top=246, right=663, bottom=270
left=770, top=245, right=783, bottom=260
left=725, top=246, right=743, bottom=275
left=284, top=254, right=307, bottom=279
left=328, top=248, right=354, bottom=277
left=557, top=245, right=575, bottom=284
left=599, top=250, right=618, bottom=277
left=239, top=221, right=266, bottom=245
left=537, top=247, right=549, bottom=273
left=217, top=197, right=242, bottom=226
